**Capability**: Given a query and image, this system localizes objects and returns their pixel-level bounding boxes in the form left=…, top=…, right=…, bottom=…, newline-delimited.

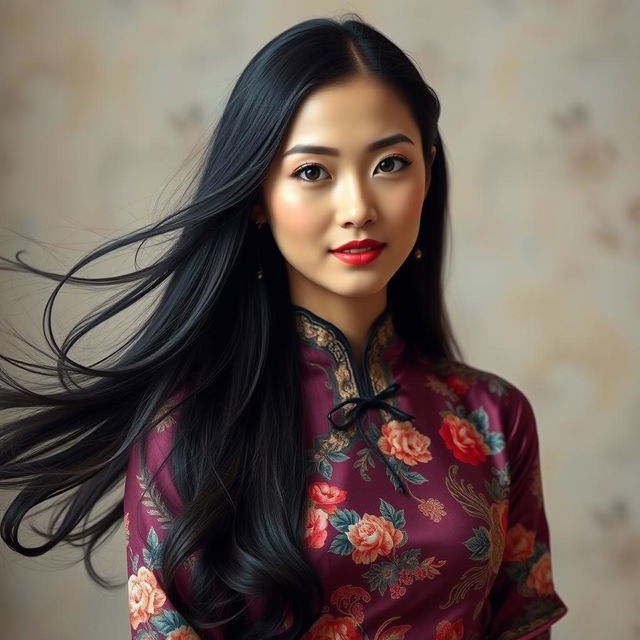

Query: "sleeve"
left=487, top=386, right=568, bottom=640
left=123, top=393, right=223, bottom=640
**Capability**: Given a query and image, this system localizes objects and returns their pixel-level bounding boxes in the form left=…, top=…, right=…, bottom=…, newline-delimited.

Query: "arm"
left=486, top=387, right=568, bottom=639
left=123, top=394, right=221, bottom=640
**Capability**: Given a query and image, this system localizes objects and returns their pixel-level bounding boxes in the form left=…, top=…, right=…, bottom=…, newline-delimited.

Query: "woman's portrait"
left=1, top=3, right=637, bottom=639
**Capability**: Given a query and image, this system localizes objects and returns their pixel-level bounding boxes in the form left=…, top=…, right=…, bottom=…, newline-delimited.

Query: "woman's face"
left=253, top=75, right=436, bottom=310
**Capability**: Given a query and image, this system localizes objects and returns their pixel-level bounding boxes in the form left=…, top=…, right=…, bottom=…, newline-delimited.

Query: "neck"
left=290, top=288, right=388, bottom=366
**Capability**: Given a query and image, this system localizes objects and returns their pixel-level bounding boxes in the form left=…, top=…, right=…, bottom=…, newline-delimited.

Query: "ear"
left=429, top=144, right=436, bottom=167
left=251, top=202, right=267, bottom=225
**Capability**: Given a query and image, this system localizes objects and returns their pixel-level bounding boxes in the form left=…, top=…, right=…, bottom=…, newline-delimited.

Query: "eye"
left=374, top=155, right=412, bottom=174
left=292, top=163, right=330, bottom=183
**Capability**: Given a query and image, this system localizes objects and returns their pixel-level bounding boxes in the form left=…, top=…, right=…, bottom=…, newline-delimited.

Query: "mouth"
left=330, top=239, right=386, bottom=253
left=330, top=244, right=385, bottom=265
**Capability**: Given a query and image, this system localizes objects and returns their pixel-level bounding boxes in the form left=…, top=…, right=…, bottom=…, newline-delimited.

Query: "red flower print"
left=445, top=374, right=469, bottom=395
left=305, top=507, right=329, bottom=549
left=128, top=566, right=167, bottom=629
left=418, top=497, right=447, bottom=522
left=302, top=613, right=361, bottom=640
left=504, top=523, right=536, bottom=562
left=167, top=626, right=200, bottom=640
left=330, top=585, right=370, bottom=624
left=398, top=569, right=414, bottom=585
left=389, top=582, right=407, bottom=599
left=526, top=552, right=555, bottom=596
left=414, top=556, right=446, bottom=580
left=435, top=618, right=464, bottom=640
left=377, top=420, right=432, bottom=466
left=438, top=414, right=490, bottom=465
left=346, top=514, right=403, bottom=564
left=308, top=482, right=347, bottom=514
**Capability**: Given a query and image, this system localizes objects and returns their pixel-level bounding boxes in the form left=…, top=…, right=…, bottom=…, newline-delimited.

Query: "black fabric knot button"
left=327, top=382, right=415, bottom=429
left=326, top=382, right=415, bottom=494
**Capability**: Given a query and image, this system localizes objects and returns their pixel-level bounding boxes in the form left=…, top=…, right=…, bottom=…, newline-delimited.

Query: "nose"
left=335, top=174, right=377, bottom=227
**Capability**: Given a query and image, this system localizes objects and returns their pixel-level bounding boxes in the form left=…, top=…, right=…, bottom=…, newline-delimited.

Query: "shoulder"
left=424, top=354, right=530, bottom=407
left=124, top=388, right=188, bottom=521
left=420, top=354, right=538, bottom=446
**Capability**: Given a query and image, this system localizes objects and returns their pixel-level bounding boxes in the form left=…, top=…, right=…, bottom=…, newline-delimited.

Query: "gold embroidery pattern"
left=367, top=313, right=398, bottom=422
left=440, top=465, right=508, bottom=619
left=295, top=313, right=358, bottom=402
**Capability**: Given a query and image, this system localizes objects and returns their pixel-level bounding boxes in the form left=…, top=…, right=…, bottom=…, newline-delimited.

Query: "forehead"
left=282, top=76, right=419, bottom=147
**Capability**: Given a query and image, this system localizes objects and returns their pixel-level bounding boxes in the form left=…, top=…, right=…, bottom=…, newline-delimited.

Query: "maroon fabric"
left=124, top=306, right=567, bottom=639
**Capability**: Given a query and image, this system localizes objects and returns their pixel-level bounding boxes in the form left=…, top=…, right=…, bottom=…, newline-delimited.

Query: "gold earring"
left=413, top=246, right=423, bottom=259
left=256, top=221, right=264, bottom=279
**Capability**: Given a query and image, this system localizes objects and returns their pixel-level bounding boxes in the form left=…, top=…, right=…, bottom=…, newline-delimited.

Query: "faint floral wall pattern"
left=0, top=1, right=638, bottom=638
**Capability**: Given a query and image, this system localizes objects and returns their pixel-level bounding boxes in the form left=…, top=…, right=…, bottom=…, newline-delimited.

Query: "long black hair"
left=0, top=14, right=464, bottom=639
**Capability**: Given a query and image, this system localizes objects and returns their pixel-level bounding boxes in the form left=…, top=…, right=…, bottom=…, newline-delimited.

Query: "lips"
left=331, top=239, right=385, bottom=252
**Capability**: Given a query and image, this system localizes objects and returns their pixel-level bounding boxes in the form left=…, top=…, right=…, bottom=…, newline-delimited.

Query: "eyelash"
left=292, top=155, right=412, bottom=183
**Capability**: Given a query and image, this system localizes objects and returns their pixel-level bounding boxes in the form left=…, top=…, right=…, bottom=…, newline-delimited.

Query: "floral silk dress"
left=124, top=305, right=568, bottom=639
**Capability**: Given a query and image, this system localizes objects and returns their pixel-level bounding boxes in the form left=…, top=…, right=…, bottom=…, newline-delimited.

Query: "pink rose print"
left=377, top=420, right=432, bottom=466
left=346, top=513, right=403, bottom=564
left=438, top=414, right=490, bottom=465
left=435, top=618, right=464, bottom=640
left=302, top=613, right=361, bottom=640
left=504, top=523, right=536, bottom=562
left=128, top=566, right=167, bottom=629
left=167, top=626, right=200, bottom=640
left=308, top=482, right=347, bottom=514
left=526, top=552, right=555, bottom=596
left=305, top=507, right=329, bottom=549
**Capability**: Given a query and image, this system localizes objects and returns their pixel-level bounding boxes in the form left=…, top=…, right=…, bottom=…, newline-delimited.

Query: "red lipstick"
left=330, top=239, right=386, bottom=266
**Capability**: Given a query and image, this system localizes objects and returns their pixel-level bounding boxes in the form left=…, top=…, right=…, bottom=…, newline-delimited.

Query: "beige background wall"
left=1, top=1, right=639, bottom=638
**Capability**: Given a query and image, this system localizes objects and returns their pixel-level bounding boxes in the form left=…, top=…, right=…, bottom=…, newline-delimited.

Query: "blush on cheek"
left=383, top=188, right=425, bottom=224
left=272, top=194, right=324, bottom=236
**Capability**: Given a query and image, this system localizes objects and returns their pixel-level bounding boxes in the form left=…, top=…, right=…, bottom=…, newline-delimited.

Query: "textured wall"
left=1, top=1, right=638, bottom=638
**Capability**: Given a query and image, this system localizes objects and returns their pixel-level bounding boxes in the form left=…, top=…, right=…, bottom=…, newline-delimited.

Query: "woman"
left=0, top=15, right=567, bottom=640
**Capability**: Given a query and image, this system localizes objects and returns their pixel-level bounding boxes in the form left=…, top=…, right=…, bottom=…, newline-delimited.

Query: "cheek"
left=381, top=183, right=425, bottom=226
left=269, top=190, right=325, bottom=239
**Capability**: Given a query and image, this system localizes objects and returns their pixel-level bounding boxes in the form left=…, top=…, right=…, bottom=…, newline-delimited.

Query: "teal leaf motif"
left=385, top=467, right=405, bottom=492
left=152, top=609, right=189, bottom=635
left=397, top=548, right=421, bottom=570
left=131, top=553, right=139, bottom=574
left=328, top=509, right=360, bottom=533
left=355, top=448, right=375, bottom=482
left=485, top=477, right=509, bottom=503
left=463, top=526, right=490, bottom=561
left=362, top=562, right=399, bottom=596
left=401, top=469, right=428, bottom=485
left=318, top=459, right=333, bottom=480
left=143, top=527, right=162, bottom=570
left=484, top=432, right=505, bottom=454
left=379, top=499, right=406, bottom=530
left=487, top=377, right=509, bottom=396
left=329, top=532, right=353, bottom=555
left=492, top=464, right=511, bottom=487
left=505, top=560, right=530, bottom=583
left=529, top=542, right=549, bottom=565
left=470, top=407, right=490, bottom=437
left=134, top=629, right=156, bottom=640
left=326, top=451, right=350, bottom=463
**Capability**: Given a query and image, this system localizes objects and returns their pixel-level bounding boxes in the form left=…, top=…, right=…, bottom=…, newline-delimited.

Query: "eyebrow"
left=282, top=133, right=415, bottom=157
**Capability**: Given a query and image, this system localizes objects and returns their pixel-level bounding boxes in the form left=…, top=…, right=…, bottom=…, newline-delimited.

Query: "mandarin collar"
left=291, top=304, right=399, bottom=377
